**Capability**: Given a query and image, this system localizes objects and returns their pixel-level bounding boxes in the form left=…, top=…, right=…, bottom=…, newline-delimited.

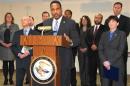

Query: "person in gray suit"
left=0, top=12, right=19, bottom=85
left=11, top=16, right=39, bottom=86
left=98, top=15, right=126, bottom=86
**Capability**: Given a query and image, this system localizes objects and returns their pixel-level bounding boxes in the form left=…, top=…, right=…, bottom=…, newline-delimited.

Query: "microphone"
left=37, top=26, right=52, bottom=35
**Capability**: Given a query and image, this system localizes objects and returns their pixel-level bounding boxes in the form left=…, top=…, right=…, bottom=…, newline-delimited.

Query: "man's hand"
left=64, top=33, right=72, bottom=43
left=0, top=40, right=3, bottom=44
left=24, top=50, right=30, bottom=56
left=103, top=61, right=111, bottom=70
left=91, top=44, right=97, bottom=51
left=80, top=48, right=87, bottom=53
left=18, top=53, right=26, bottom=59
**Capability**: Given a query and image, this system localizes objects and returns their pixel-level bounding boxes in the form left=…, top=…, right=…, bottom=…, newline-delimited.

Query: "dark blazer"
left=98, top=30, right=126, bottom=67
left=35, top=22, right=43, bottom=29
left=99, top=29, right=126, bottom=86
left=42, top=16, right=80, bottom=69
left=87, top=24, right=106, bottom=52
left=11, top=29, right=39, bottom=68
left=35, top=22, right=44, bottom=33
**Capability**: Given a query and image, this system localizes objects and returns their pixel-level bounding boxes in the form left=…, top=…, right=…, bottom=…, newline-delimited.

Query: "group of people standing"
left=0, top=1, right=130, bottom=86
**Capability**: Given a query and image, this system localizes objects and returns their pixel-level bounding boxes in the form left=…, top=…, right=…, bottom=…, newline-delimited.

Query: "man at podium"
left=33, top=1, right=79, bottom=86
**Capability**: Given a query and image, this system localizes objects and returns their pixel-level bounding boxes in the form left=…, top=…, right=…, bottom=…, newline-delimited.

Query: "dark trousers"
left=78, top=50, right=89, bottom=86
left=123, top=44, right=128, bottom=86
left=71, top=47, right=78, bottom=86
left=3, top=60, right=14, bottom=81
left=16, top=67, right=30, bottom=86
left=88, top=51, right=98, bottom=86
left=15, top=56, right=32, bottom=86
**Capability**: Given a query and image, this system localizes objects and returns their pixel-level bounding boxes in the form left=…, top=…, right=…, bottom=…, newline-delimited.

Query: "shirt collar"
left=53, top=16, right=63, bottom=24
left=94, top=25, right=100, bottom=29
left=116, top=14, right=121, bottom=19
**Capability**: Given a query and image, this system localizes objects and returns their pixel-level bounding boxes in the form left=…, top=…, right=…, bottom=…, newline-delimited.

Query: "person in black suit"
left=35, top=11, right=50, bottom=34
left=34, top=1, right=79, bottom=86
left=105, top=2, right=130, bottom=86
left=87, top=13, right=106, bottom=86
left=11, top=16, right=39, bottom=86
left=99, top=15, right=126, bottom=86
left=64, top=9, right=80, bottom=86
left=78, top=15, right=91, bottom=86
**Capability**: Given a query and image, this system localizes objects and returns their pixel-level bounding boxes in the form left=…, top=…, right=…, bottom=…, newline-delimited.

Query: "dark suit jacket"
left=98, top=30, right=126, bottom=68
left=79, top=28, right=89, bottom=49
left=87, top=24, right=106, bottom=53
left=11, top=29, right=39, bottom=68
left=35, top=22, right=44, bottom=33
left=42, top=16, right=80, bottom=69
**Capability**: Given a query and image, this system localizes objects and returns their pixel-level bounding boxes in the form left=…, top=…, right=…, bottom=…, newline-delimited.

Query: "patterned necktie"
left=53, top=20, right=58, bottom=35
left=94, top=25, right=98, bottom=35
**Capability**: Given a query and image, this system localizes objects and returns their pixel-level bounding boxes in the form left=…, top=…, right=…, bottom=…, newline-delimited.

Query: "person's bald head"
left=94, top=13, right=103, bottom=25
left=21, top=16, right=30, bottom=28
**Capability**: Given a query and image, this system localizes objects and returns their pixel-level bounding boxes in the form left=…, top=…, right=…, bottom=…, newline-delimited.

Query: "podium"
left=20, top=35, right=70, bottom=86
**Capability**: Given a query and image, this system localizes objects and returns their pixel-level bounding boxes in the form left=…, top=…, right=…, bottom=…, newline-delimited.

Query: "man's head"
left=113, top=2, right=122, bottom=16
left=21, top=16, right=30, bottom=28
left=64, top=9, right=72, bottom=19
left=29, top=16, right=34, bottom=26
left=50, top=0, right=62, bottom=20
left=42, top=11, right=50, bottom=21
left=94, top=13, right=103, bottom=25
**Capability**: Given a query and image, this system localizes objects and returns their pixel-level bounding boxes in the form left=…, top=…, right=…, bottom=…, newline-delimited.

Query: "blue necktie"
left=24, top=29, right=28, bottom=35
left=53, top=20, right=58, bottom=35
left=109, top=32, right=113, bottom=41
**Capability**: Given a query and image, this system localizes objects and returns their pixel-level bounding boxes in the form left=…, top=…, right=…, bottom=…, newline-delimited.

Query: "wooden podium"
left=20, top=35, right=69, bottom=86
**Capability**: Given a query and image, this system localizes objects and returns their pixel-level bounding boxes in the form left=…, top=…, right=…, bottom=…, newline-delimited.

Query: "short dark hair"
left=50, top=0, right=62, bottom=8
left=65, top=9, right=72, bottom=15
left=29, top=16, right=34, bottom=21
left=42, top=11, right=50, bottom=17
left=114, top=2, right=123, bottom=8
left=107, top=15, right=119, bottom=23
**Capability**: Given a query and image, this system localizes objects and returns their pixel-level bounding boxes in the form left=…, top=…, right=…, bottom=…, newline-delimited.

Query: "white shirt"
left=52, top=16, right=63, bottom=32
left=117, top=14, right=121, bottom=19
left=23, top=28, right=30, bottom=35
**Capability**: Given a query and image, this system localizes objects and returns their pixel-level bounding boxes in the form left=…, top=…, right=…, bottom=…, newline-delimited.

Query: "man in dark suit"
left=105, top=2, right=130, bottom=86
left=64, top=9, right=80, bottom=86
left=35, top=11, right=50, bottom=34
left=11, top=16, right=38, bottom=86
left=87, top=13, right=106, bottom=86
left=35, top=1, right=79, bottom=86
left=99, top=15, right=126, bottom=86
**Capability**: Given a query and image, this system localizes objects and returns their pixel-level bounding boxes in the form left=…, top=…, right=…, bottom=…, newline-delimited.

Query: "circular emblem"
left=30, top=56, right=57, bottom=84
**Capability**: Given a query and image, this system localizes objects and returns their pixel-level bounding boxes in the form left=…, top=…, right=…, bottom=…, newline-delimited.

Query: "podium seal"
left=30, top=56, right=57, bottom=84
